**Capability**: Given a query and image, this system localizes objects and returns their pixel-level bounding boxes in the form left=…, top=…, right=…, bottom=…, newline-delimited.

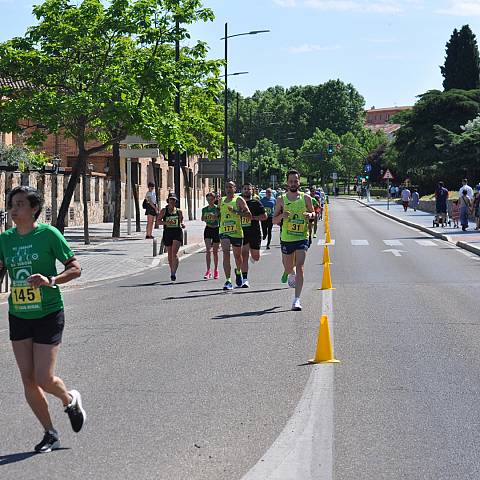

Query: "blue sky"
left=2, top=1, right=480, bottom=109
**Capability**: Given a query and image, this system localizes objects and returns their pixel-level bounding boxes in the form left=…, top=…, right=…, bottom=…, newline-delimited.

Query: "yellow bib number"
left=223, top=220, right=237, bottom=233
left=166, top=217, right=179, bottom=228
left=265, top=207, right=272, bottom=215
left=241, top=216, right=251, bottom=227
left=287, top=219, right=305, bottom=233
left=11, top=282, right=42, bottom=312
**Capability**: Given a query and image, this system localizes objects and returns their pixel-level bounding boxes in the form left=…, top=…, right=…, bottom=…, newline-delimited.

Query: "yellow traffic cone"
left=325, top=229, right=332, bottom=244
left=309, top=315, right=340, bottom=364
left=324, top=221, right=329, bottom=233
left=322, top=245, right=331, bottom=265
left=318, top=261, right=335, bottom=290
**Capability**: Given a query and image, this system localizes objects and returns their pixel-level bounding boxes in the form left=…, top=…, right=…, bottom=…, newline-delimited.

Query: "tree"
left=0, top=0, right=220, bottom=242
left=441, top=25, right=480, bottom=91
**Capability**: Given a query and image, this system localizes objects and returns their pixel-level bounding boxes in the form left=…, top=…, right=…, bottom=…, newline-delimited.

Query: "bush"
left=369, top=188, right=388, bottom=197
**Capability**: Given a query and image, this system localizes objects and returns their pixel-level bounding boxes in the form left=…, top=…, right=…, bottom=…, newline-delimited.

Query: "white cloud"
left=288, top=43, right=341, bottom=53
left=273, top=0, right=298, bottom=6
left=436, top=1, right=480, bottom=16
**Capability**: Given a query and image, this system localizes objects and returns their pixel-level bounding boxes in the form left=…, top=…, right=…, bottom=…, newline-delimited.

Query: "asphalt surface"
left=332, top=199, right=480, bottom=480
left=0, top=221, right=325, bottom=479
left=1, top=199, right=480, bottom=479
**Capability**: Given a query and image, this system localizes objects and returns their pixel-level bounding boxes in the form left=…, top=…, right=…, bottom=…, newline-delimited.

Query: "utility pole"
left=174, top=19, right=181, bottom=207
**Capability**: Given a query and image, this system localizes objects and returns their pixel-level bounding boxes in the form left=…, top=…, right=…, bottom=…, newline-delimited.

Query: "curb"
left=354, top=199, right=480, bottom=257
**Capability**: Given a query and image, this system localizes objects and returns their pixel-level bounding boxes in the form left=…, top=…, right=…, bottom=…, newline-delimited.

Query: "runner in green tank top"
left=201, top=192, right=220, bottom=280
left=218, top=181, right=251, bottom=290
left=273, top=170, right=314, bottom=311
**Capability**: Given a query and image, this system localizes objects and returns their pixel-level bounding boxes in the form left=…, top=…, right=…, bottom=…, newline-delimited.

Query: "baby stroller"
left=433, top=212, right=451, bottom=228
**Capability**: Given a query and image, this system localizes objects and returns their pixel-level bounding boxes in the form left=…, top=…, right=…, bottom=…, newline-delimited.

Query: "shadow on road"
left=118, top=279, right=206, bottom=288
left=212, top=306, right=288, bottom=320
left=0, top=448, right=70, bottom=465
left=162, top=287, right=286, bottom=301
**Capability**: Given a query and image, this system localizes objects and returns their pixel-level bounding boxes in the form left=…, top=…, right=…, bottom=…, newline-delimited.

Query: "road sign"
left=383, top=169, right=394, bottom=180
left=238, top=160, right=249, bottom=173
left=120, top=135, right=156, bottom=145
left=197, top=158, right=227, bottom=178
left=119, top=148, right=159, bottom=159
left=364, top=163, right=372, bottom=173
left=167, top=151, right=187, bottom=167
left=331, top=172, right=338, bottom=180
left=270, top=174, right=277, bottom=183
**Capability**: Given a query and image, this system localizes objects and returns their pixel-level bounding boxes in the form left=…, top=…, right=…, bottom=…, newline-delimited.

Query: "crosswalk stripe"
left=383, top=239, right=403, bottom=246
left=351, top=240, right=369, bottom=246
left=415, top=239, right=437, bottom=246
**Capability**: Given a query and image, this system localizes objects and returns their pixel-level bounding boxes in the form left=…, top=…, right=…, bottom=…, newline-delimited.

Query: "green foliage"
left=0, top=142, right=49, bottom=171
left=441, top=25, right=480, bottom=91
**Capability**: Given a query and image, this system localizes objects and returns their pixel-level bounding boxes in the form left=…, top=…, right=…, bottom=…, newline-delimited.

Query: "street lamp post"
left=222, top=23, right=270, bottom=184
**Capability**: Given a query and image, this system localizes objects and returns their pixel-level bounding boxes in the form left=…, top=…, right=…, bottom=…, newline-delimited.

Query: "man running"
left=201, top=192, right=220, bottom=279
left=273, top=170, right=314, bottom=311
left=260, top=188, right=276, bottom=249
left=218, top=181, right=251, bottom=290
left=241, top=183, right=267, bottom=288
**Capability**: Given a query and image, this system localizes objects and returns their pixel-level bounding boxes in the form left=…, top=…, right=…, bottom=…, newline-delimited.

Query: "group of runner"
left=200, top=170, right=322, bottom=312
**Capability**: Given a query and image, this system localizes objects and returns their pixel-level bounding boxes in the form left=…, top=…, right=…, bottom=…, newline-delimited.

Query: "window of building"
left=95, top=177, right=100, bottom=202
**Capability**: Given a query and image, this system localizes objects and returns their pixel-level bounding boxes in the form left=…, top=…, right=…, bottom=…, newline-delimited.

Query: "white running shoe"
left=291, top=298, right=302, bottom=311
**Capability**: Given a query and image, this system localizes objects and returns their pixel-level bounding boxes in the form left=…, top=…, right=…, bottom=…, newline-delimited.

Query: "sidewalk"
left=61, top=216, right=205, bottom=287
left=357, top=198, right=480, bottom=255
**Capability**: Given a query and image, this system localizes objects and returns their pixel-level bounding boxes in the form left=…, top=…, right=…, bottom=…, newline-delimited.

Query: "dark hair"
left=206, top=192, right=215, bottom=199
left=148, top=182, right=155, bottom=188
left=438, top=181, right=444, bottom=188
left=7, top=186, right=44, bottom=220
left=462, top=189, right=468, bottom=195
left=463, top=179, right=468, bottom=183
left=242, top=183, right=253, bottom=188
left=286, top=170, right=300, bottom=179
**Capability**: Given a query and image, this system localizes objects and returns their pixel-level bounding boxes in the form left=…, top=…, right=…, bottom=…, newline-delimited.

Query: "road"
left=1, top=198, right=480, bottom=479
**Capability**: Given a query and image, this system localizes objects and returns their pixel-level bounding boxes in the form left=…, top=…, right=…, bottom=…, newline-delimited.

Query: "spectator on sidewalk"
left=458, top=179, right=474, bottom=200
left=459, top=189, right=472, bottom=231
left=431, top=181, right=449, bottom=226
left=451, top=199, right=460, bottom=228
left=401, top=186, right=411, bottom=212
left=411, top=188, right=420, bottom=211
left=473, top=186, right=480, bottom=230
left=144, top=182, right=158, bottom=239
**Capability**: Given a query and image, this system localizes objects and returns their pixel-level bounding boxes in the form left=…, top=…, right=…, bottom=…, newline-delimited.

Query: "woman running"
left=0, top=186, right=85, bottom=453
left=158, top=193, right=185, bottom=281
left=201, top=192, right=220, bottom=279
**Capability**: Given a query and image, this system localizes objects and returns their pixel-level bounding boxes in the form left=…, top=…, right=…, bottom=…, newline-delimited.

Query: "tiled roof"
left=366, top=123, right=401, bottom=135
left=366, top=106, right=412, bottom=113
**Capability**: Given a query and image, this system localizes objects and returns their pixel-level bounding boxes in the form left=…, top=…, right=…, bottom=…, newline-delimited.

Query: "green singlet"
left=280, top=192, right=309, bottom=242
left=202, top=205, right=219, bottom=228
left=0, top=224, right=74, bottom=319
left=219, top=196, right=243, bottom=238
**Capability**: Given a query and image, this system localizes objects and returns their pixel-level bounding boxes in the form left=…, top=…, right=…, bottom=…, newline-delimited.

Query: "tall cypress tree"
left=441, top=25, right=480, bottom=90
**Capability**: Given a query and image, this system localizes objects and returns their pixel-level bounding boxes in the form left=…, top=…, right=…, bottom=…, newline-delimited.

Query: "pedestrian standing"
left=411, top=188, right=420, bottom=211
left=431, top=181, right=449, bottom=227
left=158, top=193, right=185, bottom=281
left=459, top=189, right=472, bottom=231
left=144, top=182, right=158, bottom=239
left=473, top=186, right=480, bottom=230
left=201, top=192, right=220, bottom=279
left=458, top=179, right=474, bottom=200
left=0, top=186, right=85, bottom=453
left=401, top=186, right=411, bottom=212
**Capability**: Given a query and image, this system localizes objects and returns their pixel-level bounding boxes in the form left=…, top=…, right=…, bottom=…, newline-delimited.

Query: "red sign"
left=383, top=169, right=394, bottom=180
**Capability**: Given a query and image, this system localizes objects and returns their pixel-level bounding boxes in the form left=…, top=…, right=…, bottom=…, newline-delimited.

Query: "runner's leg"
left=282, top=252, right=295, bottom=276
left=241, top=243, right=249, bottom=274
left=221, top=238, right=232, bottom=279
left=267, top=218, right=273, bottom=247
left=12, top=339, right=55, bottom=430
left=166, top=245, right=173, bottom=272
left=294, top=250, right=306, bottom=299
left=213, top=242, right=219, bottom=271
left=232, top=245, right=243, bottom=272
left=205, top=238, right=212, bottom=271
left=171, top=240, right=181, bottom=274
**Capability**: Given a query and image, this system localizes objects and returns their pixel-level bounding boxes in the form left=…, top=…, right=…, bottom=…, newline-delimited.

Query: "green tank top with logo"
left=202, top=205, right=219, bottom=228
left=219, top=196, right=243, bottom=238
left=280, top=192, right=309, bottom=242
left=164, top=208, right=181, bottom=229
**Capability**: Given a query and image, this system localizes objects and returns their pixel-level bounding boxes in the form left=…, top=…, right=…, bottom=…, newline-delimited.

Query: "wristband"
left=47, top=275, right=56, bottom=287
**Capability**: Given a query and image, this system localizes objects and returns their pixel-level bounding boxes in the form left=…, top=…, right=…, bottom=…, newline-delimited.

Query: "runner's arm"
left=303, top=195, right=315, bottom=220
left=236, top=197, right=251, bottom=218
left=27, top=256, right=81, bottom=288
left=273, top=197, right=286, bottom=225
left=179, top=210, right=185, bottom=228
left=157, top=208, right=166, bottom=225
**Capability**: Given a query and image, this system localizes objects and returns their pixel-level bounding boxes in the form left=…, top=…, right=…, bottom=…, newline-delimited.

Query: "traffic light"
left=365, top=175, right=369, bottom=180
left=327, top=144, right=334, bottom=155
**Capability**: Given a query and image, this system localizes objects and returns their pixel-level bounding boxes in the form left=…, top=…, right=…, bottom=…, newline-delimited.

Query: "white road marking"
left=382, top=249, right=406, bottom=257
left=415, top=239, right=437, bottom=247
left=351, top=240, right=369, bottom=246
left=317, top=239, right=335, bottom=246
left=151, top=258, right=160, bottom=267
left=241, top=292, right=336, bottom=480
left=383, top=239, right=403, bottom=246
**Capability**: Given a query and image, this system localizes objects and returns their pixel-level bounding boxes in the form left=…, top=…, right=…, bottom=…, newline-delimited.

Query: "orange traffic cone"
left=322, top=245, right=331, bottom=265
left=309, top=315, right=340, bottom=364
left=325, top=229, right=332, bottom=244
left=318, top=261, right=335, bottom=290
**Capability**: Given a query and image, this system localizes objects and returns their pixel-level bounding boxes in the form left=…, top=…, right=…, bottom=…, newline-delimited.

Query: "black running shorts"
left=204, top=226, right=220, bottom=243
left=163, top=229, right=183, bottom=247
left=9, top=309, right=65, bottom=345
left=242, top=228, right=261, bottom=250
